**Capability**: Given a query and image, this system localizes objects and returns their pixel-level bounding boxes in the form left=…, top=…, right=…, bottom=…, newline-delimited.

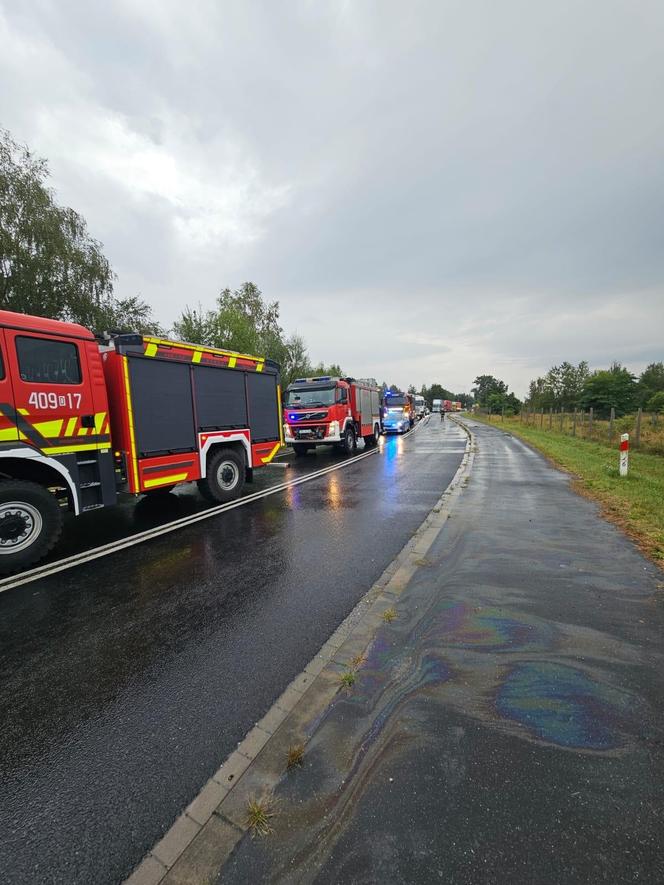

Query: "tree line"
left=526, top=360, right=664, bottom=417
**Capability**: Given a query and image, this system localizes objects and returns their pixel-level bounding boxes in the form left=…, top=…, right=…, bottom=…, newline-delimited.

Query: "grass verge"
left=471, top=414, right=664, bottom=567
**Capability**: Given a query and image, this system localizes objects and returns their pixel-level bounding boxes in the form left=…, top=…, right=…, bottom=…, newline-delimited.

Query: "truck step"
left=82, top=503, right=105, bottom=512
left=79, top=481, right=101, bottom=489
left=77, top=459, right=98, bottom=466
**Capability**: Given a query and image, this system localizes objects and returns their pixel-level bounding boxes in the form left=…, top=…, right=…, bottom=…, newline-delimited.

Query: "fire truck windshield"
left=285, top=386, right=336, bottom=407
left=385, top=396, right=408, bottom=407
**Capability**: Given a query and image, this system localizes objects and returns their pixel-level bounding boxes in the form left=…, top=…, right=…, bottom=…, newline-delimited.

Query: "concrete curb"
left=125, top=418, right=476, bottom=885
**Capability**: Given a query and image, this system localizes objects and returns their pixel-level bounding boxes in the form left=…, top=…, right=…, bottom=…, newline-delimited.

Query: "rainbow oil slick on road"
left=219, top=419, right=664, bottom=885
left=495, top=661, right=639, bottom=751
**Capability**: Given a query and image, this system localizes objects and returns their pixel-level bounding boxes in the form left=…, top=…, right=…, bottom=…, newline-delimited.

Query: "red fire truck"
left=0, top=309, right=283, bottom=572
left=443, top=399, right=453, bottom=412
left=283, top=376, right=382, bottom=456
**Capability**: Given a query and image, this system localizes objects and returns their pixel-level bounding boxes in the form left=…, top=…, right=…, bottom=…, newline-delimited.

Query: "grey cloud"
left=1, top=0, right=663, bottom=395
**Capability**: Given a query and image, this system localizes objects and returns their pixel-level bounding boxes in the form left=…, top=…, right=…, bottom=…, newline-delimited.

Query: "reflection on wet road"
left=0, top=418, right=467, bottom=884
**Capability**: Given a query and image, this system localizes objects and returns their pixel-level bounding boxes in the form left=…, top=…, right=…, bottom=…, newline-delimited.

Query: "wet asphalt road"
left=0, top=417, right=467, bottom=884
left=223, top=418, right=664, bottom=884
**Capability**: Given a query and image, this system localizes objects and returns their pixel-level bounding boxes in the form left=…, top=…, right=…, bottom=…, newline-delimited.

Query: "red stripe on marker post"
left=619, top=433, right=629, bottom=476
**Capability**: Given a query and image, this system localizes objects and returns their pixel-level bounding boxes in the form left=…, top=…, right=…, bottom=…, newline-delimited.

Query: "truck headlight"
left=284, top=424, right=291, bottom=438
left=327, top=420, right=339, bottom=437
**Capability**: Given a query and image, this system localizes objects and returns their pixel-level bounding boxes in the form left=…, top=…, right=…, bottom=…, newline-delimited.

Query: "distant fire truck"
left=0, top=310, right=283, bottom=572
left=283, top=376, right=381, bottom=455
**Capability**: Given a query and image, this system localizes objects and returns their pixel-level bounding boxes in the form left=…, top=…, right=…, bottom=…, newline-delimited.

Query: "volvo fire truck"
left=283, top=376, right=381, bottom=456
left=0, top=310, right=283, bottom=572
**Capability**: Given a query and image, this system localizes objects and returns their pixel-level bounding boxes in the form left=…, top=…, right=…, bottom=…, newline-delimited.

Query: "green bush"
left=646, top=391, right=664, bottom=414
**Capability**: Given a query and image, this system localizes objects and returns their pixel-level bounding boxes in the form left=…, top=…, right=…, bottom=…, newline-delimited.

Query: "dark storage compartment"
left=247, top=372, right=280, bottom=442
left=128, top=357, right=196, bottom=456
left=193, top=364, right=247, bottom=430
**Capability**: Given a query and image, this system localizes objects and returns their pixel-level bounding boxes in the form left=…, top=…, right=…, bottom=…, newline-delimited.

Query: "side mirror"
left=337, top=389, right=348, bottom=404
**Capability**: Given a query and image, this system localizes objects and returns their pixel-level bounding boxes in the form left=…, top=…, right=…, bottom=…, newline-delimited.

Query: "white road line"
left=0, top=449, right=380, bottom=594
left=0, top=417, right=432, bottom=594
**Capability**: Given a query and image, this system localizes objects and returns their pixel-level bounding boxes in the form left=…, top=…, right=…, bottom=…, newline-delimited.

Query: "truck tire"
left=197, top=448, right=245, bottom=504
left=0, top=480, right=63, bottom=574
left=339, top=425, right=356, bottom=455
left=363, top=424, right=380, bottom=447
left=293, top=444, right=309, bottom=457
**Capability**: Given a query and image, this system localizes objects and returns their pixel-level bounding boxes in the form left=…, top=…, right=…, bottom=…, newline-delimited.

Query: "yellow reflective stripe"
left=256, top=361, right=264, bottom=373
left=277, top=384, right=284, bottom=447
left=42, top=443, right=109, bottom=454
left=145, top=342, right=158, bottom=357
left=143, top=472, right=188, bottom=489
left=94, top=412, right=106, bottom=434
left=260, top=442, right=281, bottom=464
left=228, top=356, right=237, bottom=368
left=32, top=419, right=64, bottom=437
left=122, top=356, right=140, bottom=492
left=17, top=408, right=29, bottom=416
left=65, top=417, right=78, bottom=437
left=78, top=427, right=89, bottom=436
left=142, top=336, right=264, bottom=364
left=192, top=350, right=202, bottom=364
left=0, top=427, right=18, bottom=441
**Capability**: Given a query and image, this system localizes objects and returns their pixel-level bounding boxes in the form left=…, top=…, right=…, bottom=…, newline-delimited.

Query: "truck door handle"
left=81, top=414, right=95, bottom=428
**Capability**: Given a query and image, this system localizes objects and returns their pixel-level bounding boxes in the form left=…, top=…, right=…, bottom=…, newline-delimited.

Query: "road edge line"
left=124, top=416, right=471, bottom=885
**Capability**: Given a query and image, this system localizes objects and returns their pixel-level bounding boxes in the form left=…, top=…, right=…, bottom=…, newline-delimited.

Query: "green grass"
left=472, top=414, right=664, bottom=566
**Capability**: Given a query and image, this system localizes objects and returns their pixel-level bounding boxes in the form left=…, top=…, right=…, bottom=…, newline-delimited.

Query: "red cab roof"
left=0, top=309, right=95, bottom=340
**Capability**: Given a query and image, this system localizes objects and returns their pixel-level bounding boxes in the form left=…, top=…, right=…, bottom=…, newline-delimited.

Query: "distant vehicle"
left=0, top=309, right=284, bottom=572
left=382, top=392, right=415, bottom=433
left=453, top=401, right=463, bottom=411
left=283, top=376, right=381, bottom=456
left=443, top=400, right=453, bottom=412
left=413, top=395, right=426, bottom=420
left=432, top=399, right=442, bottom=413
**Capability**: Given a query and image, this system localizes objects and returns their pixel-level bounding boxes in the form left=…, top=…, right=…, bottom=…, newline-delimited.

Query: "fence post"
left=540, top=409, right=544, bottom=428
left=609, top=407, right=615, bottom=441
left=501, top=406, right=505, bottom=422
left=548, top=408, right=553, bottom=430
left=573, top=408, right=577, bottom=437
left=635, top=407, right=642, bottom=448
left=620, top=434, right=629, bottom=476
left=559, top=408, right=564, bottom=432
left=589, top=407, right=593, bottom=437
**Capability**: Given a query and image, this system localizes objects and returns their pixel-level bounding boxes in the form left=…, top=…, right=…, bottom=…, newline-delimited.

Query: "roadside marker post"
left=619, top=433, right=629, bottom=477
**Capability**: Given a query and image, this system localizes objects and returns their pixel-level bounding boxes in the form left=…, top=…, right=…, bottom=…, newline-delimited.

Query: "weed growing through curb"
left=350, top=652, right=367, bottom=668
left=383, top=607, right=397, bottom=623
left=340, top=669, right=356, bottom=688
left=286, top=743, right=305, bottom=770
left=246, top=794, right=276, bottom=837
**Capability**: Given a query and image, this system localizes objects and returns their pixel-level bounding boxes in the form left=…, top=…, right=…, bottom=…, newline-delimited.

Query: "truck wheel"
left=293, top=444, right=309, bottom=457
left=339, top=425, right=356, bottom=455
left=198, top=448, right=245, bottom=504
left=0, top=480, right=63, bottom=574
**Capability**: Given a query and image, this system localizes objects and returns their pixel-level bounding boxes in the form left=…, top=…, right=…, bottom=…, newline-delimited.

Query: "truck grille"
left=287, top=411, right=328, bottom=422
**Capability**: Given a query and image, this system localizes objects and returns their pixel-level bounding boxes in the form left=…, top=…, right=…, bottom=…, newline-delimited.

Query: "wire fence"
left=477, top=407, right=664, bottom=456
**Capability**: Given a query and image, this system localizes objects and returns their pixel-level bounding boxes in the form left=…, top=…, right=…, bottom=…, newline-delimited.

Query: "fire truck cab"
left=283, top=376, right=381, bottom=456
left=0, top=310, right=283, bottom=573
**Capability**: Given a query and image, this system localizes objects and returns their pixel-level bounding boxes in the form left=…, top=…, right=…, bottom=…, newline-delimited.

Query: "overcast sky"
left=2, top=1, right=663, bottom=395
